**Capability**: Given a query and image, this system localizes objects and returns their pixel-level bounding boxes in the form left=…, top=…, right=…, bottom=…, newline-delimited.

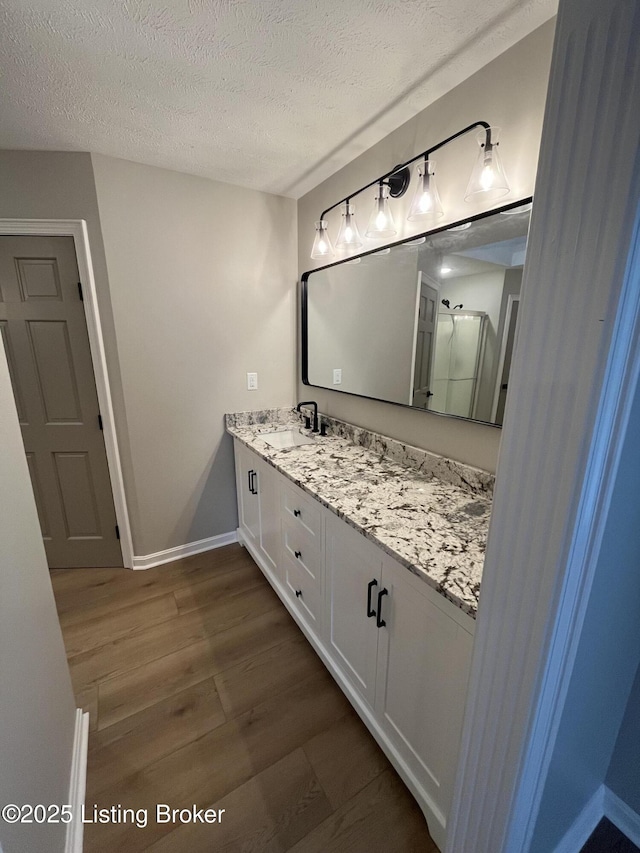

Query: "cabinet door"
left=257, top=458, right=280, bottom=576
left=375, top=555, right=474, bottom=817
left=325, top=514, right=382, bottom=707
left=234, top=442, right=260, bottom=548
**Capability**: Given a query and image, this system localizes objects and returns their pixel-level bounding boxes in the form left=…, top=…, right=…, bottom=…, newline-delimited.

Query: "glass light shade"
left=310, top=219, right=334, bottom=260
left=407, top=160, right=444, bottom=222
left=465, top=126, right=510, bottom=201
left=365, top=184, right=397, bottom=238
left=335, top=202, right=363, bottom=250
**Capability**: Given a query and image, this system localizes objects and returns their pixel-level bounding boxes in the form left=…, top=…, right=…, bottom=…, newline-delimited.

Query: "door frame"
left=0, top=218, right=133, bottom=568
left=490, top=293, right=519, bottom=423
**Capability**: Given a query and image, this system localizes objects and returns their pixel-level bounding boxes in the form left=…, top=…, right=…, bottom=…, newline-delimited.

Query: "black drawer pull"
left=294, top=550, right=302, bottom=559
left=376, top=588, right=388, bottom=628
left=247, top=469, right=254, bottom=493
left=294, top=509, right=301, bottom=517
left=366, top=579, right=378, bottom=618
left=295, top=589, right=302, bottom=598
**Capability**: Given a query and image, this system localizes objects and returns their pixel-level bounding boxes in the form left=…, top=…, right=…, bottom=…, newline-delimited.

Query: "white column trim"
left=446, top=1, right=640, bottom=850
left=0, top=219, right=134, bottom=567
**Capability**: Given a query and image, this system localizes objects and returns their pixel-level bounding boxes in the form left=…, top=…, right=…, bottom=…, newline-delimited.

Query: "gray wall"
left=297, top=20, right=555, bottom=473
left=531, top=378, right=640, bottom=850
left=91, top=154, right=298, bottom=555
left=0, top=344, right=77, bottom=853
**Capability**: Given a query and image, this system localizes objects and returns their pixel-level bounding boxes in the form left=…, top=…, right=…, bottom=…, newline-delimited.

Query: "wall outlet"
left=333, top=368, right=342, bottom=385
left=247, top=372, right=258, bottom=390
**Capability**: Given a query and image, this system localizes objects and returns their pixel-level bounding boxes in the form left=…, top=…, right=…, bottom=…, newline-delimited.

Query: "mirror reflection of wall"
left=303, top=200, right=530, bottom=426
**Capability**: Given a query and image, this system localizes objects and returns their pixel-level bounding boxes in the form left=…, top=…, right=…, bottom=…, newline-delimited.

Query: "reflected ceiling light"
left=335, top=202, right=363, bottom=250
left=366, top=182, right=397, bottom=238
left=440, top=266, right=453, bottom=274
left=408, top=159, right=444, bottom=222
left=372, top=248, right=391, bottom=256
left=465, top=126, right=510, bottom=202
left=500, top=201, right=533, bottom=215
left=404, top=236, right=426, bottom=245
left=309, top=121, right=511, bottom=259
left=345, top=257, right=361, bottom=264
left=447, top=222, right=471, bottom=231
left=310, top=219, right=334, bottom=260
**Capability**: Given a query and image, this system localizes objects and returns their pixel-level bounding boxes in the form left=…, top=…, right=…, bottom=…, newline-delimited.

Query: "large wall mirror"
left=302, top=198, right=531, bottom=426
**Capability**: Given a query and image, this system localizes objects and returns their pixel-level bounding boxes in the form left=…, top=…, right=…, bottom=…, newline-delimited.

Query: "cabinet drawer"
left=281, top=515, right=322, bottom=581
left=284, top=553, right=323, bottom=634
left=281, top=482, right=323, bottom=542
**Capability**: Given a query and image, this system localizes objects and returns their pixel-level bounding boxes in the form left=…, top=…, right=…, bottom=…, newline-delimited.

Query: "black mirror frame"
left=300, top=196, right=533, bottom=428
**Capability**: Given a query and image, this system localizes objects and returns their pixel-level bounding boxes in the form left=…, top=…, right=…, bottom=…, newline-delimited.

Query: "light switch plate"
left=247, top=372, right=258, bottom=390
left=333, top=368, right=342, bottom=385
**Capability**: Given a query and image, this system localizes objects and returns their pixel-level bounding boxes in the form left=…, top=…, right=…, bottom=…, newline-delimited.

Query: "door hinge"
left=115, top=525, right=120, bottom=540
left=98, top=414, right=103, bottom=430
left=78, top=281, right=84, bottom=301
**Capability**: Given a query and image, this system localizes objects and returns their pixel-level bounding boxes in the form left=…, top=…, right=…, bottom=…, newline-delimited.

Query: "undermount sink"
left=260, top=428, right=316, bottom=449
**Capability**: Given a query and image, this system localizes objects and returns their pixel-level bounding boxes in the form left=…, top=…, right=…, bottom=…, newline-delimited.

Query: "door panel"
left=28, top=320, right=82, bottom=422
left=16, top=257, right=63, bottom=301
left=26, top=452, right=51, bottom=539
left=53, top=452, right=102, bottom=538
left=0, top=236, right=122, bottom=567
left=0, top=321, right=27, bottom=422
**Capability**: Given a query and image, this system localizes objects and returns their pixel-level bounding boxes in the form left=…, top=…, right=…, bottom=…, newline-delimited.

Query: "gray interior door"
left=0, top=235, right=123, bottom=568
left=412, top=275, right=438, bottom=409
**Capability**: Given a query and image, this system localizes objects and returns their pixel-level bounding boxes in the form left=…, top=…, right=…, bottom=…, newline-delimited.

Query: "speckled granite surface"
left=226, top=408, right=493, bottom=618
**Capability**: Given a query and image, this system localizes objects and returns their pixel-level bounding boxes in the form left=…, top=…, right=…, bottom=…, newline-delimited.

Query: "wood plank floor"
left=51, top=544, right=437, bottom=853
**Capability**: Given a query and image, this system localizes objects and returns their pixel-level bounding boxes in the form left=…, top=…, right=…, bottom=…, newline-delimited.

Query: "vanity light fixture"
left=464, top=126, right=510, bottom=201
left=309, top=120, right=510, bottom=259
left=365, top=182, right=397, bottom=238
left=335, top=202, right=363, bottom=250
left=311, top=219, right=334, bottom=260
left=407, top=159, right=444, bottom=222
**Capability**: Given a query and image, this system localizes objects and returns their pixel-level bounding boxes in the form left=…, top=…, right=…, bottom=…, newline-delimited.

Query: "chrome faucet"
left=296, top=400, right=319, bottom=433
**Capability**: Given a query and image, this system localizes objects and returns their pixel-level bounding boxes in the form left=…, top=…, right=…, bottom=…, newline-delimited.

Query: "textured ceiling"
left=0, top=0, right=556, bottom=198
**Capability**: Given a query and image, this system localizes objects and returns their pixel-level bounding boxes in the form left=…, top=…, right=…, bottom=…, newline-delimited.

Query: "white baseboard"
left=604, top=788, right=640, bottom=848
left=132, top=531, right=238, bottom=570
left=553, top=784, right=604, bottom=853
left=65, top=709, right=89, bottom=853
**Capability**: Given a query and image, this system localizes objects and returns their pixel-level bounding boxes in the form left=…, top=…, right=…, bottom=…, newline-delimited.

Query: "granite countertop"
left=226, top=409, right=493, bottom=618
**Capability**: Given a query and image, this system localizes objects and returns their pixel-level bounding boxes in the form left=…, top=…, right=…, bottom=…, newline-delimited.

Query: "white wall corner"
left=604, top=788, right=640, bottom=849
left=132, top=531, right=238, bottom=570
left=65, top=709, right=90, bottom=853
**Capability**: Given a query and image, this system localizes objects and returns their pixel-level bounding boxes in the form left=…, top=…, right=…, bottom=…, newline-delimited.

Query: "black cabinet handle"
left=295, top=589, right=302, bottom=598
left=376, top=588, right=388, bottom=628
left=294, top=550, right=302, bottom=559
left=249, top=470, right=258, bottom=495
left=294, top=509, right=301, bottom=517
left=367, top=579, right=378, bottom=618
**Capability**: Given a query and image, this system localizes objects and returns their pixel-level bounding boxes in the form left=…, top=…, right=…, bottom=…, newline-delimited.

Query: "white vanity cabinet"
left=233, top=438, right=474, bottom=851
left=374, top=554, right=474, bottom=830
left=234, top=442, right=280, bottom=577
left=325, top=512, right=474, bottom=836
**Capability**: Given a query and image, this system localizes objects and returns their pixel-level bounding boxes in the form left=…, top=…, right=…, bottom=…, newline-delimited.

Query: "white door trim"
left=0, top=219, right=133, bottom=568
